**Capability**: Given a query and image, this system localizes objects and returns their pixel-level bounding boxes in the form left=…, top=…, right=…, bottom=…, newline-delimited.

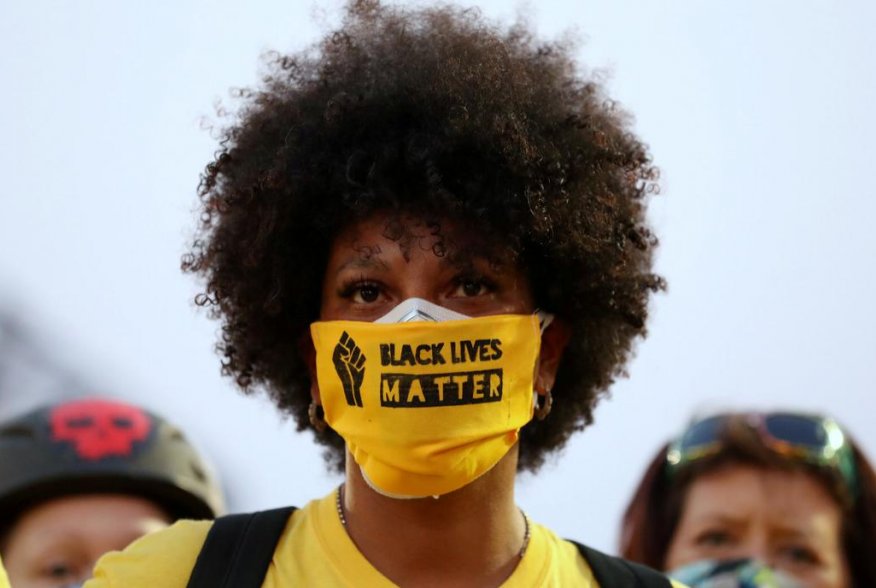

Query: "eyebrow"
left=769, top=523, right=820, bottom=542
left=332, top=242, right=507, bottom=276
left=334, top=255, right=390, bottom=275
left=688, top=512, right=748, bottom=528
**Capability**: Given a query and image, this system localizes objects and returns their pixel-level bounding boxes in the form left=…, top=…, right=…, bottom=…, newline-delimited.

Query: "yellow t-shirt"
left=86, top=491, right=681, bottom=587
left=0, top=554, right=10, bottom=588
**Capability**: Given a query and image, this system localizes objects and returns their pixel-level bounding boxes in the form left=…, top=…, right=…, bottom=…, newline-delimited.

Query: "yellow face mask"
left=310, top=309, right=542, bottom=498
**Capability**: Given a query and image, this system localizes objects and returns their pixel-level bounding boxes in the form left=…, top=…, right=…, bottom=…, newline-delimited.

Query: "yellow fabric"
left=311, top=314, right=541, bottom=497
left=0, top=555, right=10, bottom=588
left=85, top=491, right=637, bottom=587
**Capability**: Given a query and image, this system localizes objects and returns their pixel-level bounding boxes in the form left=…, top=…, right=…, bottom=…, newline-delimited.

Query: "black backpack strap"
left=568, top=540, right=673, bottom=588
left=186, top=506, right=297, bottom=588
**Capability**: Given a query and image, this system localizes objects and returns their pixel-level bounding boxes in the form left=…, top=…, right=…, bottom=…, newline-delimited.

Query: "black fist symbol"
left=333, top=331, right=365, bottom=407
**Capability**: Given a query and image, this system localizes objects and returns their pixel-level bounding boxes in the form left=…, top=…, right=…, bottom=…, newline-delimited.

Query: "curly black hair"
left=183, top=0, right=664, bottom=471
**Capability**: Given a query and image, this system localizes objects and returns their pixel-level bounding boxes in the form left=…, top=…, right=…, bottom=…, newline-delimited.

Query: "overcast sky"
left=1, top=0, right=874, bottom=553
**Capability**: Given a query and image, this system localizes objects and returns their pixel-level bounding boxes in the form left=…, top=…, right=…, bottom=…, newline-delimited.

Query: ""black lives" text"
left=379, top=339, right=502, bottom=367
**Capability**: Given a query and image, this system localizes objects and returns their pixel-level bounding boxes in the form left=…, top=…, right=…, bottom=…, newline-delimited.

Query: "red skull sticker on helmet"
left=50, top=399, right=152, bottom=460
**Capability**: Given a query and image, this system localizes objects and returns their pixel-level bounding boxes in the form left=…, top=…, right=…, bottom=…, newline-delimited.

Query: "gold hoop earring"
left=308, top=402, right=327, bottom=432
left=534, top=389, right=553, bottom=421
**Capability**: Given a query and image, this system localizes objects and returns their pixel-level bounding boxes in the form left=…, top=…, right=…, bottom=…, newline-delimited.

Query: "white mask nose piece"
left=397, top=309, right=441, bottom=322
left=375, top=297, right=554, bottom=331
left=374, top=298, right=470, bottom=323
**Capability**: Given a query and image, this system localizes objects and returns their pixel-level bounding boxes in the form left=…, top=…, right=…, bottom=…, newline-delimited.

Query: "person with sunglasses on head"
left=0, top=397, right=224, bottom=588
left=620, top=411, right=876, bottom=588
left=85, top=1, right=681, bottom=587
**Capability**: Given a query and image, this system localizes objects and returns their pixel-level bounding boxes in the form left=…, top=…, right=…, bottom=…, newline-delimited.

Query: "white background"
left=1, top=0, right=874, bottom=553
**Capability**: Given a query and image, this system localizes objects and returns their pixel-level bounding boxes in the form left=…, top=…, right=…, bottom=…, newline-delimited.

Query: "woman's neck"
left=340, top=448, right=526, bottom=588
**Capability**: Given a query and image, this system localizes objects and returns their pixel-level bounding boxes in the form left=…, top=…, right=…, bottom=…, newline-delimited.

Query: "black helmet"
left=0, top=397, right=224, bottom=524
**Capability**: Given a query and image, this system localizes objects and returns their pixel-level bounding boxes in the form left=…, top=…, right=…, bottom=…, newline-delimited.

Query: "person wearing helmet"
left=0, top=397, right=224, bottom=588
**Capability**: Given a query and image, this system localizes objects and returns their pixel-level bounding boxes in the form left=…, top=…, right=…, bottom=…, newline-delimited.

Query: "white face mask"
left=375, top=297, right=554, bottom=331
left=375, top=297, right=470, bottom=323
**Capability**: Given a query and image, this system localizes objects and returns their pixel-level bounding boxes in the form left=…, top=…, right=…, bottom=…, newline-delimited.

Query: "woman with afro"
left=88, top=1, right=673, bottom=586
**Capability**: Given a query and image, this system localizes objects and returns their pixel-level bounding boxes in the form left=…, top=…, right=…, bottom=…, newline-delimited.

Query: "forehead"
left=684, top=465, right=843, bottom=526
left=330, top=212, right=515, bottom=267
left=5, top=494, right=169, bottom=554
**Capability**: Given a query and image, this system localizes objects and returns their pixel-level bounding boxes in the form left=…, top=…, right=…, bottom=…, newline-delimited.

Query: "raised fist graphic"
left=333, top=331, right=365, bottom=407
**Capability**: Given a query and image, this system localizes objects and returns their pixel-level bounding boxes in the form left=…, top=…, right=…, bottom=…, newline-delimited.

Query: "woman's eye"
left=43, top=561, right=76, bottom=579
left=355, top=283, right=381, bottom=303
left=453, top=277, right=492, bottom=297
left=779, top=544, right=820, bottom=565
left=339, top=280, right=382, bottom=304
left=694, top=529, right=733, bottom=547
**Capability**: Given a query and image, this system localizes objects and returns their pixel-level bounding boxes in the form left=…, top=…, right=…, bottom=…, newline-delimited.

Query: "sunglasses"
left=665, top=412, right=858, bottom=500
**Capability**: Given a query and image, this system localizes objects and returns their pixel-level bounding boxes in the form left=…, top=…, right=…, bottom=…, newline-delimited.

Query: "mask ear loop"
left=536, top=310, right=554, bottom=333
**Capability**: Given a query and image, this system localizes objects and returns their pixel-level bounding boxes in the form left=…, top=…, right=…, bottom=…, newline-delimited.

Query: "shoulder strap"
left=186, top=506, right=297, bottom=588
left=568, top=540, right=673, bottom=588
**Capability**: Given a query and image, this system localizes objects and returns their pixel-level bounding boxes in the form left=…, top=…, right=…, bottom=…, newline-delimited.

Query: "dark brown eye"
left=695, top=529, right=733, bottom=547
left=44, top=561, right=75, bottom=579
left=453, top=276, right=493, bottom=298
left=339, top=279, right=383, bottom=304
left=356, top=284, right=380, bottom=303
left=461, top=280, right=483, bottom=296
left=781, top=544, right=820, bottom=565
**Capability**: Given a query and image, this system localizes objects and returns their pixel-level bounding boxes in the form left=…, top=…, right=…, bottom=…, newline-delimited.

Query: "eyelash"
left=694, top=529, right=734, bottom=547
left=690, top=531, right=822, bottom=567
left=43, top=561, right=75, bottom=579
left=337, top=273, right=497, bottom=303
left=338, top=276, right=382, bottom=302
left=780, top=544, right=820, bottom=565
left=452, top=274, right=496, bottom=297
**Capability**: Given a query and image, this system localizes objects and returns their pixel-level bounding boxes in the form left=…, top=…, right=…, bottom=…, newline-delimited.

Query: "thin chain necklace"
left=335, top=484, right=531, bottom=558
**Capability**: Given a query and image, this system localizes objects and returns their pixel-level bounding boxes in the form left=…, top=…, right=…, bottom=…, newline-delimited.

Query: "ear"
left=298, top=331, right=321, bottom=405
left=535, top=318, right=571, bottom=395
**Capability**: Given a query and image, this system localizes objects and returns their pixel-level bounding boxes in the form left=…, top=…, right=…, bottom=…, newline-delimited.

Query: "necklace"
left=335, top=485, right=531, bottom=558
